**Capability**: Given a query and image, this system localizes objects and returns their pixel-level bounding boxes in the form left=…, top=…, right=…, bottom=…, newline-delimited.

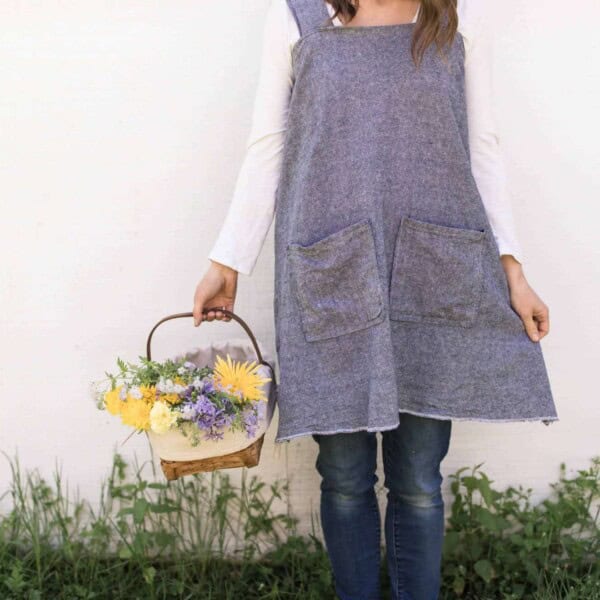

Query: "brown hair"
left=326, top=0, right=458, bottom=66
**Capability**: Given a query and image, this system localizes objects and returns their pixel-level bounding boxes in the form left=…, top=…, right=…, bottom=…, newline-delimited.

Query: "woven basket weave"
left=144, top=308, right=277, bottom=480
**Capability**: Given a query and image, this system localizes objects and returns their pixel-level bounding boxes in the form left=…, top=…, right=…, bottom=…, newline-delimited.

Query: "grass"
left=0, top=451, right=598, bottom=599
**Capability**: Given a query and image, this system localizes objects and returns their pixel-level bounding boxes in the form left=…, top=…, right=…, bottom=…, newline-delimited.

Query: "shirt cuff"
left=207, top=250, right=253, bottom=276
left=497, top=240, right=524, bottom=266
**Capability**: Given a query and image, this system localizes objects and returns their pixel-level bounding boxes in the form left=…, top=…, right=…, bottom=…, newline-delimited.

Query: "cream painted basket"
left=144, top=309, right=277, bottom=480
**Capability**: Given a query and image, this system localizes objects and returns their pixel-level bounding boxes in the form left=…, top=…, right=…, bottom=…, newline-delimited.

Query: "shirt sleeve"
left=460, top=0, right=525, bottom=265
left=207, top=0, right=293, bottom=276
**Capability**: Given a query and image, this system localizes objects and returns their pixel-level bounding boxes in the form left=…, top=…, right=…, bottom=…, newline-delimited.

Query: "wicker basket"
left=144, top=308, right=277, bottom=480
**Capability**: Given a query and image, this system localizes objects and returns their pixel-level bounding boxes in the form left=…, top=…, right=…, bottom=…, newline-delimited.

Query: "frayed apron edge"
left=274, top=420, right=400, bottom=444
left=273, top=411, right=560, bottom=443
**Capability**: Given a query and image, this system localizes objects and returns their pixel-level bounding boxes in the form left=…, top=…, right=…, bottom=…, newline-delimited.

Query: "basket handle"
left=145, top=307, right=277, bottom=385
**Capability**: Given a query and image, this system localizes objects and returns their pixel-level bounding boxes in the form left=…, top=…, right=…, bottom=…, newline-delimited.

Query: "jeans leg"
left=312, top=431, right=381, bottom=600
left=381, top=413, right=452, bottom=600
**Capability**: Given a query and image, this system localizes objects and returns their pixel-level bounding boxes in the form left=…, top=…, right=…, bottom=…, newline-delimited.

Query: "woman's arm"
left=207, top=0, right=294, bottom=276
left=461, top=0, right=524, bottom=267
left=460, top=0, right=549, bottom=341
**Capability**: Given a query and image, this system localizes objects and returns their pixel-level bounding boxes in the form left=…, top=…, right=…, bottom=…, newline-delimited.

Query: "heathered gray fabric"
left=272, top=0, right=559, bottom=444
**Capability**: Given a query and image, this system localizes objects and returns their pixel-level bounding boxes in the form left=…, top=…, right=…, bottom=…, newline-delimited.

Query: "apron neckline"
left=318, top=22, right=417, bottom=32
left=323, top=0, right=421, bottom=31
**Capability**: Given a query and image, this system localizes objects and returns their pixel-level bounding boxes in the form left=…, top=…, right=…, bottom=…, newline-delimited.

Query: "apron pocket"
left=287, top=218, right=384, bottom=342
left=389, top=215, right=486, bottom=327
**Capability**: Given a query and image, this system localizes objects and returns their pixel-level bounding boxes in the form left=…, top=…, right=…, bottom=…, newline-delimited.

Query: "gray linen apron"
left=272, top=0, right=559, bottom=443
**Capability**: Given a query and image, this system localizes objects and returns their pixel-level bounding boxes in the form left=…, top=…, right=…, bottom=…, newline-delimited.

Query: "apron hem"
left=396, top=407, right=560, bottom=426
left=274, top=420, right=400, bottom=444
left=273, top=411, right=559, bottom=443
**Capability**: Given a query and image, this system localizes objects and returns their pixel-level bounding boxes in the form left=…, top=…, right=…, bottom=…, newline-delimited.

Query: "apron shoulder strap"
left=285, top=0, right=332, bottom=37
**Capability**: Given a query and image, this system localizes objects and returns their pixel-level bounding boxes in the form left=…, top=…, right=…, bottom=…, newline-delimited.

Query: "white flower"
left=157, top=377, right=187, bottom=395
left=156, top=377, right=173, bottom=393
left=128, top=386, right=142, bottom=399
left=181, top=404, right=198, bottom=420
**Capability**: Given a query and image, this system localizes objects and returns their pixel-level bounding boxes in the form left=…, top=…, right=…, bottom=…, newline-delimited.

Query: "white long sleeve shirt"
left=208, top=0, right=524, bottom=276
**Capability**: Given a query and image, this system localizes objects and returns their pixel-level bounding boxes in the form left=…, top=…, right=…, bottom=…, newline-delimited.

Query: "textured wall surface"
left=1, top=1, right=598, bottom=540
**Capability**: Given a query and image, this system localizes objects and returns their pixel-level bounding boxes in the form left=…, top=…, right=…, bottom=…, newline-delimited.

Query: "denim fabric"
left=271, top=0, right=559, bottom=443
left=312, top=412, right=452, bottom=600
left=389, top=216, right=486, bottom=326
left=287, top=218, right=385, bottom=341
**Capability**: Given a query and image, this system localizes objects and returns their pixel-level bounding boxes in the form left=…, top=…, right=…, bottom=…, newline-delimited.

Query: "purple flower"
left=191, top=376, right=215, bottom=395
left=179, top=388, right=240, bottom=441
left=242, top=406, right=259, bottom=439
left=193, top=395, right=217, bottom=426
left=204, top=429, right=225, bottom=441
left=201, top=377, right=215, bottom=394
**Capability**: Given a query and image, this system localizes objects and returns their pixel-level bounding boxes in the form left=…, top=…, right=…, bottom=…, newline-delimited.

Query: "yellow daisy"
left=120, top=398, right=151, bottom=431
left=104, top=386, right=124, bottom=416
left=139, top=385, right=157, bottom=404
left=213, top=354, right=271, bottom=402
left=160, top=393, right=181, bottom=405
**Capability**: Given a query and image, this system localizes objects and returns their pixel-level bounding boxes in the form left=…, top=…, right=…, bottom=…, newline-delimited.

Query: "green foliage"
left=0, top=451, right=598, bottom=599
left=441, top=458, right=600, bottom=599
left=102, top=355, right=212, bottom=392
left=0, top=450, right=331, bottom=599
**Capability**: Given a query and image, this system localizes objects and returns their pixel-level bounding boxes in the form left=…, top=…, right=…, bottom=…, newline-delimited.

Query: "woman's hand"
left=192, top=260, right=238, bottom=327
left=500, top=255, right=549, bottom=342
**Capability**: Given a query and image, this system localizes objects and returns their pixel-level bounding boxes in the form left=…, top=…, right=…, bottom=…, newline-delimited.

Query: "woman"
left=192, top=1, right=559, bottom=597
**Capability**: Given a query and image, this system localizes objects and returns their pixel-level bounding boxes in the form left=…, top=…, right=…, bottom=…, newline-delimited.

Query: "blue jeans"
left=311, top=412, right=452, bottom=600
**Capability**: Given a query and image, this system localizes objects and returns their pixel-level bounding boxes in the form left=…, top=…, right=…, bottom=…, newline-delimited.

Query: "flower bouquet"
left=94, top=309, right=277, bottom=479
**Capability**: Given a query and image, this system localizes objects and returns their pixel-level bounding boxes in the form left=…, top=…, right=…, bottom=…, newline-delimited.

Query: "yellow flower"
left=140, top=385, right=156, bottom=404
left=120, top=398, right=151, bottom=431
left=149, top=400, right=178, bottom=434
left=104, top=386, right=124, bottom=415
left=213, top=354, right=271, bottom=402
left=125, top=385, right=155, bottom=405
left=160, top=393, right=181, bottom=405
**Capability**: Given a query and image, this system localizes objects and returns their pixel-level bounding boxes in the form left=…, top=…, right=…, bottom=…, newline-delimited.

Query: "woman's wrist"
left=209, top=259, right=238, bottom=276
left=500, top=254, right=525, bottom=285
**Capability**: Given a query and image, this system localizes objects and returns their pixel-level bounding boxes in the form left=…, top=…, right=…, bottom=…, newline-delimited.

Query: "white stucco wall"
left=1, top=1, right=598, bottom=539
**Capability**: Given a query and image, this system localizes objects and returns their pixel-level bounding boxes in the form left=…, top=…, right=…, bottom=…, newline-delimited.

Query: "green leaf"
left=468, top=539, right=483, bottom=561
left=118, top=546, right=132, bottom=559
left=475, top=506, right=511, bottom=531
left=155, top=531, right=175, bottom=548
left=475, top=507, right=498, bottom=530
left=474, top=559, right=495, bottom=583
left=443, top=531, right=461, bottom=556
left=143, top=566, right=156, bottom=585
left=524, top=522, right=534, bottom=536
left=133, top=498, right=148, bottom=524
left=462, top=476, right=479, bottom=494
left=148, top=482, right=168, bottom=490
left=452, top=577, right=465, bottom=596
left=149, top=502, right=179, bottom=514
left=478, top=476, right=494, bottom=507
